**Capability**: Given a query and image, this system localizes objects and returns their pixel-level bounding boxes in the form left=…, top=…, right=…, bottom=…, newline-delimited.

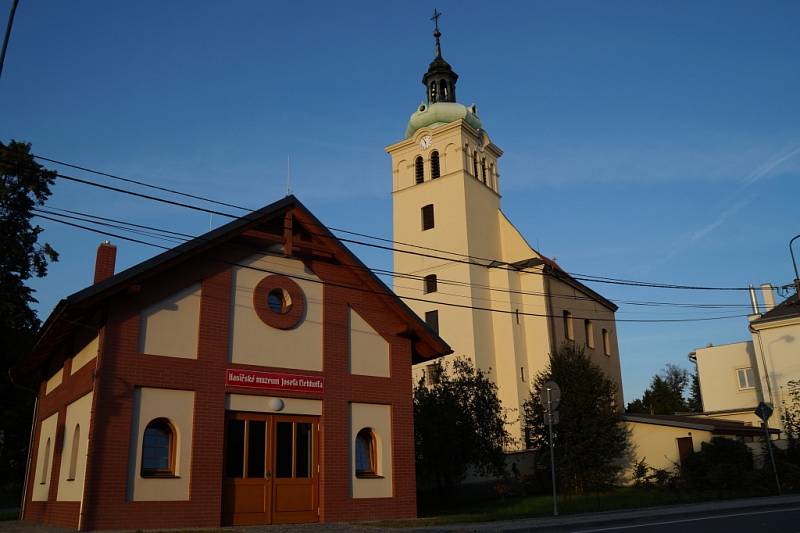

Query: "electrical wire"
left=34, top=205, right=756, bottom=311
left=32, top=210, right=753, bottom=324
left=28, top=154, right=780, bottom=291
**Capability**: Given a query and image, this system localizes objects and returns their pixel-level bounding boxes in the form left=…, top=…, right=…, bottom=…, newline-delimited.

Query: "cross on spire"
left=431, top=8, right=442, bottom=32
left=431, top=8, right=443, bottom=58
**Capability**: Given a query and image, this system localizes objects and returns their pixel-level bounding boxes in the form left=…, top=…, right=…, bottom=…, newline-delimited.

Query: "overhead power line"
left=32, top=210, right=751, bottom=324
left=33, top=206, right=757, bottom=311
left=42, top=164, right=770, bottom=292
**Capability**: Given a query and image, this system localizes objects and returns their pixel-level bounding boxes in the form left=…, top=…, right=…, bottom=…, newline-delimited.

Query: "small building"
left=13, top=196, right=451, bottom=530
left=622, top=413, right=776, bottom=478
left=690, top=286, right=799, bottom=434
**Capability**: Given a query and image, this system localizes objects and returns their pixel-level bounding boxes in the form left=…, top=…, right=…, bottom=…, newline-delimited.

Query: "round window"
left=267, top=288, right=292, bottom=314
left=253, top=275, right=305, bottom=329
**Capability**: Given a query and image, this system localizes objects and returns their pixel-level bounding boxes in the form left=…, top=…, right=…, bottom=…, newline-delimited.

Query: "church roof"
left=14, top=195, right=452, bottom=378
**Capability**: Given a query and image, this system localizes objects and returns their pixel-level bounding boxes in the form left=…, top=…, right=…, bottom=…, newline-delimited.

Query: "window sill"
left=355, top=473, right=384, bottom=479
left=141, top=472, right=179, bottom=479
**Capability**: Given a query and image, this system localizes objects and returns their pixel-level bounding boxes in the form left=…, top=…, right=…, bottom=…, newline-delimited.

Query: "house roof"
left=752, top=293, right=800, bottom=324
left=14, top=195, right=452, bottom=377
left=620, top=413, right=779, bottom=437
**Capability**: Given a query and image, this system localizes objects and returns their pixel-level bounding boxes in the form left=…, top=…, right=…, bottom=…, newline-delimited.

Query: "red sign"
left=225, top=368, right=325, bottom=394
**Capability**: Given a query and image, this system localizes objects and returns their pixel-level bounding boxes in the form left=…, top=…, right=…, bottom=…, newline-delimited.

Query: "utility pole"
left=0, top=0, right=20, bottom=80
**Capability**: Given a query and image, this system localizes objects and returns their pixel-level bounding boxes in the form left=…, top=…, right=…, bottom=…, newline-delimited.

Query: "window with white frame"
left=737, top=367, right=756, bottom=390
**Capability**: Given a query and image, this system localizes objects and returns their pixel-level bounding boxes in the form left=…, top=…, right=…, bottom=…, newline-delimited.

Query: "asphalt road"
left=572, top=506, right=800, bottom=533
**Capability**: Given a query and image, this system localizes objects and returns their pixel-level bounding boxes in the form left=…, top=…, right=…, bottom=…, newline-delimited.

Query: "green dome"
left=405, top=102, right=482, bottom=139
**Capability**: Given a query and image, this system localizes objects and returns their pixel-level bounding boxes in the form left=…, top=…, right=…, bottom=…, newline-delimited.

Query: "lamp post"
left=790, top=233, right=800, bottom=296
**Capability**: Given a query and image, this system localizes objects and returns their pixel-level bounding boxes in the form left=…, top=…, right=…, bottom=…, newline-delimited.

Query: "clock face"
left=419, top=135, right=432, bottom=151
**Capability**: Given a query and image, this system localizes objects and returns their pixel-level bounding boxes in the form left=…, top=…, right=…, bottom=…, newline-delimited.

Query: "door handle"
left=266, top=471, right=272, bottom=479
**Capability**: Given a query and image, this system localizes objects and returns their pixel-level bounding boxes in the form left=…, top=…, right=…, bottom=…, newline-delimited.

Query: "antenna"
left=286, top=154, right=292, bottom=196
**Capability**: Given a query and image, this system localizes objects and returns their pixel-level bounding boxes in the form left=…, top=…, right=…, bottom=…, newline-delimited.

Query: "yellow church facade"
left=385, top=20, right=624, bottom=444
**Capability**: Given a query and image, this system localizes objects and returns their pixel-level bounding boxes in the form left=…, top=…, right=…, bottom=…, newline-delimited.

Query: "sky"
left=2, top=0, right=799, bottom=403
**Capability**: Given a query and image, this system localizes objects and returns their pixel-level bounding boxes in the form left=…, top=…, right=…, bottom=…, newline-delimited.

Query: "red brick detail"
left=252, top=274, right=305, bottom=329
left=93, top=242, right=117, bottom=284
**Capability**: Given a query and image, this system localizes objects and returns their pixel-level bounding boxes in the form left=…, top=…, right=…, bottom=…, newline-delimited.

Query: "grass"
left=372, top=486, right=774, bottom=528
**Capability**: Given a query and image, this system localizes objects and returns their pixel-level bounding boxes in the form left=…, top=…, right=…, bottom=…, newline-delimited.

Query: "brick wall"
left=23, top=207, right=423, bottom=529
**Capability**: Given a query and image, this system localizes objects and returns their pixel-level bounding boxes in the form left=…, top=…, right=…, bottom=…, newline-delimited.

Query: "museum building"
left=13, top=196, right=451, bottom=530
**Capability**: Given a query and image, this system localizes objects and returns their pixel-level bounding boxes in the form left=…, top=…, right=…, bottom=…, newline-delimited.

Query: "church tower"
left=386, top=13, right=624, bottom=444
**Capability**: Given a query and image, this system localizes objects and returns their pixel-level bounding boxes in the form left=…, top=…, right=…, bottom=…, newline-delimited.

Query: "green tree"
left=687, top=368, right=703, bottom=412
left=414, top=357, right=510, bottom=492
left=523, top=344, right=630, bottom=494
left=0, top=140, right=58, bottom=494
left=626, top=364, right=690, bottom=414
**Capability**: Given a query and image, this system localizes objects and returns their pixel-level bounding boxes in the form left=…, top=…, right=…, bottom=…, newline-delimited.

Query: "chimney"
left=761, top=283, right=776, bottom=312
left=94, top=241, right=117, bottom=284
left=748, top=285, right=761, bottom=315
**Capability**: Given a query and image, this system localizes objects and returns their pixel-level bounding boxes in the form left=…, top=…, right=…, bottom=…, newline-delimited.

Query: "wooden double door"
left=221, top=412, right=319, bottom=525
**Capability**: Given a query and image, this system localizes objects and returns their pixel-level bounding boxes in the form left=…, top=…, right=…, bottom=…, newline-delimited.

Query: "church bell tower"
left=385, top=11, right=504, bottom=375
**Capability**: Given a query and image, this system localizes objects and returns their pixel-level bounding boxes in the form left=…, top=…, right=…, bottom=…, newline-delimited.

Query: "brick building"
left=13, top=195, right=450, bottom=529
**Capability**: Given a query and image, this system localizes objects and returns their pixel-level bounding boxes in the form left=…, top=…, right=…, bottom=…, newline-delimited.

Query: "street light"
left=790, top=233, right=800, bottom=296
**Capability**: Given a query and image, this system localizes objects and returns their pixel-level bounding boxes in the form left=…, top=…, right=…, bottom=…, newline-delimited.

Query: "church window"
left=563, top=310, right=574, bottom=341
left=431, top=151, right=440, bottom=179
left=355, top=428, right=379, bottom=478
left=585, top=320, right=595, bottom=349
left=141, top=418, right=176, bottom=477
left=424, top=274, right=438, bottom=294
left=602, top=328, right=611, bottom=356
left=421, top=204, right=434, bottom=231
left=472, top=151, right=478, bottom=178
left=415, top=156, right=424, bottom=184
left=429, top=82, right=438, bottom=103
left=439, top=79, right=448, bottom=101
left=481, top=158, right=487, bottom=183
left=425, top=310, right=439, bottom=334
left=489, top=163, right=495, bottom=189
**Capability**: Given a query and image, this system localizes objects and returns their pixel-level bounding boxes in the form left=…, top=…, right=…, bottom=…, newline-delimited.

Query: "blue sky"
left=2, top=0, right=799, bottom=402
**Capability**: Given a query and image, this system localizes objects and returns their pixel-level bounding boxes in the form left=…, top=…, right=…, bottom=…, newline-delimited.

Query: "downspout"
left=78, top=324, right=105, bottom=532
left=543, top=267, right=557, bottom=356
left=8, top=368, right=38, bottom=521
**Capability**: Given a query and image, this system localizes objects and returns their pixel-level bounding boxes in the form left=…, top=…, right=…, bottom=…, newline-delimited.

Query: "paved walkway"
left=2, top=494, right=800, bottom=532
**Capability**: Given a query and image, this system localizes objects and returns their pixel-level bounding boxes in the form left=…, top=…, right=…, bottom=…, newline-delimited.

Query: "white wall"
left=57, top=392, right=93, bottom=501
left=694, top=341, right=759, bottom=412
left=140, top=284, right=201, bottom=359
left=350, top=403, right=392, bottom=499
left=32, top=412, right=59, bottom=501
left=349, top=307, right=390, bottom=377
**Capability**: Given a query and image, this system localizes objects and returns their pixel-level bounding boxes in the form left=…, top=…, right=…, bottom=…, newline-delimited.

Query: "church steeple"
left=422, top=9, right=458, bottom=104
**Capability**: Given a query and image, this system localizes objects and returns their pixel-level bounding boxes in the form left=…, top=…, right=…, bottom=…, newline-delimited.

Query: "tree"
left=413, top=357, right=510, bottom=492
left=0, top=140, right=58, bottom=493
left=687, top=368, right=703, bottom=412
left=626, top=364, right=690, bottom=415
left=523, top=344, right=630, bottom=494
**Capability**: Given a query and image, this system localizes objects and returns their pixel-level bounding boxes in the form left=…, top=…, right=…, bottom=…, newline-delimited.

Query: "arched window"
left=489, top=163, right=495, bottom=189
left=430, top=151, right=440, bottom=179
left=472, top=151, right=478, bottom=177
left=424, top=274, right=438, bottom=294
left=415, top=156, right=424, bottom=184
left=40, top=438, right=51, bottom=484
left=439, top=79, right=448, bottom=101
left=141, top=418, right=176, bottom=477
left=429, top=82, right=438, bottom=103
left=67, top=424, right=80, bottom=481
left=481, top=158, right=487, bottom=183
left=355, top=428, right=379, bottom=477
